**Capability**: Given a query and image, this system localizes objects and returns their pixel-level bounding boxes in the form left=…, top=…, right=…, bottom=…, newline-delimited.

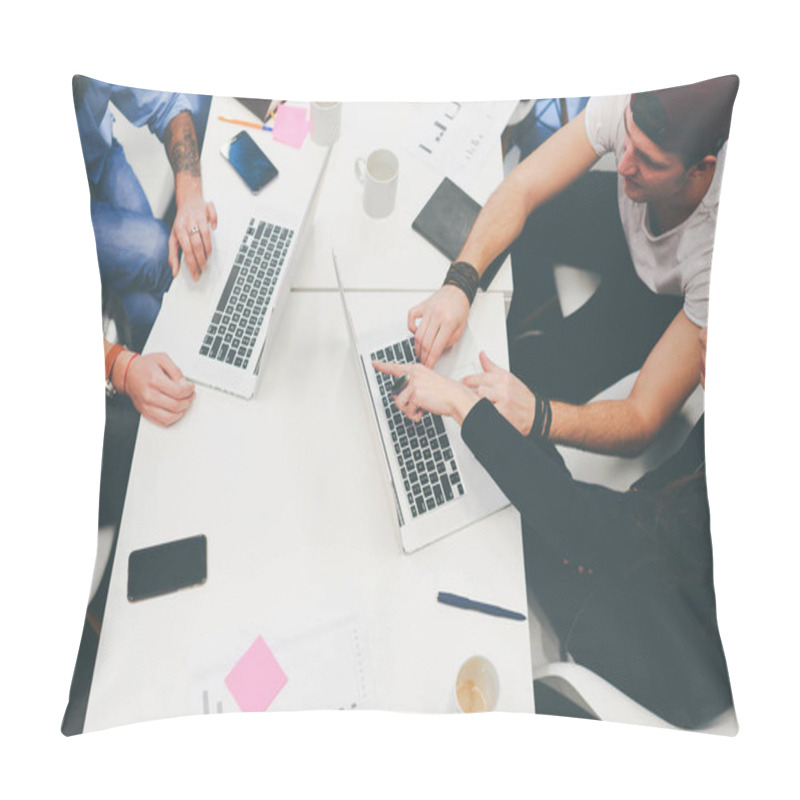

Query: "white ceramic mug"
left=454, top=656, right=499, bottom=713
left=354, top=148, right=399, bottom=218
left=310, top=101, right=341, bottom=146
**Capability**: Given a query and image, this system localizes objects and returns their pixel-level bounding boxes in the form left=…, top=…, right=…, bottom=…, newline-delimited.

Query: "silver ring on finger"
left=190, top=225, right=200, bottom=236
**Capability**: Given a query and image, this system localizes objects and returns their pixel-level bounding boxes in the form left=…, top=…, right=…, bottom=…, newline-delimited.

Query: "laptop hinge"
left=359, top=355, right=405, bottom=528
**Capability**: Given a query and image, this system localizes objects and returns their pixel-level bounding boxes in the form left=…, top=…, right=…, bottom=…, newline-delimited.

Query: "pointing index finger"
left=372, top=360, right=405, bottom=377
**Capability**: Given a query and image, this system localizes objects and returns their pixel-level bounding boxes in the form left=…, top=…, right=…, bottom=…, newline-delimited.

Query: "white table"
left=293, top=101, right=515, bottom=292
left=85, top=291, right=532, bottom=729
left=83, top=98, right=532, bottom=730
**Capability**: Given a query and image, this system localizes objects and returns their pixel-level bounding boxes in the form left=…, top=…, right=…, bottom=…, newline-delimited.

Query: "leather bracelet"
left=443, top=261, right=480, bottom=305
left=542, top=396, right=553, bottom=441
left=528, top=393, right=552, bottom=440
left=105, top=343, right=125, bottom=381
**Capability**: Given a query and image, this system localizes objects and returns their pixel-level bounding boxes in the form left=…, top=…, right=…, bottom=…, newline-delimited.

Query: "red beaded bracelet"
left=122, top=353, right=140, bottom=395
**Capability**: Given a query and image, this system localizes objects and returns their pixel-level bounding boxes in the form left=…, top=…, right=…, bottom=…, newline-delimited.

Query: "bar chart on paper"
left=402, top=101, right=517, bottom=188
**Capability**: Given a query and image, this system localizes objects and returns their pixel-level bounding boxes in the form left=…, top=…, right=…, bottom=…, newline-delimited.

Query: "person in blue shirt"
left=73, top=76, right=215, bottom=349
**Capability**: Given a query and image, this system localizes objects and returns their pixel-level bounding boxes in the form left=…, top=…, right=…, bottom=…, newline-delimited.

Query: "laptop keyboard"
left=371, top=337, right=464, bottom=519
left=199, top=218, right=294, bottom=369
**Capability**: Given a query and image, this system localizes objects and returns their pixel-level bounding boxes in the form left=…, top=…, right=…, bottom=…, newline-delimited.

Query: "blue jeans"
left=91, top=139, right=172, bottom=351
left=90, top=95, right=211, bottom=351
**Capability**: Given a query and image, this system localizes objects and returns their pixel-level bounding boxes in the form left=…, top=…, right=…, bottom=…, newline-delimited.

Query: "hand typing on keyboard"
left=372, top=346, right=469, bottom=514
left=372, top=360, right=478, bottom=427
left=406, top=285, right=470, bottom=369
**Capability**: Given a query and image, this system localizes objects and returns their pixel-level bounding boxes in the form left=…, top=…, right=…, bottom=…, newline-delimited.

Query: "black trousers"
left=461, top=402, right=733, bottom=729
left=98, top=394, right=140, bottom=530
left=507, top=171, right=682, bottom=404
left=521, top=440, right=732, bottom=730
left=63, top=394, right=140, bottom=735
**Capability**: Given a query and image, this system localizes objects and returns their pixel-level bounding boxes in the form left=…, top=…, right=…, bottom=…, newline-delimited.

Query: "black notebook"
left=235, top=97, right=274, bottom=122
left=411, top=178, right=509, bottom=289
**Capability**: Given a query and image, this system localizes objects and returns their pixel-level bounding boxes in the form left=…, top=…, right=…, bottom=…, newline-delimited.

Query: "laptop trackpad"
left=436, top=326, right=481, bottom=381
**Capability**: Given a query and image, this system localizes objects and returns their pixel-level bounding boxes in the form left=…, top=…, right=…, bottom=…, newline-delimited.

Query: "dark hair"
left=631, top=75, right=739, bottom=168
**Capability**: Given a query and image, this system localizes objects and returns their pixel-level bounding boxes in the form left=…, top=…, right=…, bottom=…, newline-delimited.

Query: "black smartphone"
left=127, top=534, right=207, bottom=602
left=220, top=130, right=279, bottom=194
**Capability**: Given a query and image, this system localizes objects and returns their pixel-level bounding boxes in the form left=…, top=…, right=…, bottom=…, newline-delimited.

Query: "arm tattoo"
left=164, top=111, right=201, bottom=178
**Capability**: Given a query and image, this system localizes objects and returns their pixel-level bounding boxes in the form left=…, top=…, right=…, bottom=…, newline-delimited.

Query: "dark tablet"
left=235, top=97, right=274, bottom=122
left=411, top=178, right=509, bottom=289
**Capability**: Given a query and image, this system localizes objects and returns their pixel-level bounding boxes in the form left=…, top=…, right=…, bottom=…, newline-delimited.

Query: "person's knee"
left=137, top=222, right=172, bottom=295
left=121, top=291, right=163, bottom=351
left=509, top=332, right=555, bottom=394
left=91, top=206, right=172, bottom=298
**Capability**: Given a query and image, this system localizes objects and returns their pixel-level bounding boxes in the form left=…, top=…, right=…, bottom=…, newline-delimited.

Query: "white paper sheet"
left=188, top=616, right=374, bottom=714
left=401, top=101, right=517, bottom=189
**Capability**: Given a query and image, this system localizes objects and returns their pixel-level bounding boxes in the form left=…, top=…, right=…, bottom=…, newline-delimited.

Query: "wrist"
left=105, top=343, right=125, bottom=381
left=175, top=173, right=203, bottom=206
left=105, top=344, right=126, bottom=398
left=111, top=350, right=138, bottom=394
left=449, top=385, right=480, bottom=426
left=528, top=392, right=553, bottom=440
left=443, top=261, right=480, bottom=305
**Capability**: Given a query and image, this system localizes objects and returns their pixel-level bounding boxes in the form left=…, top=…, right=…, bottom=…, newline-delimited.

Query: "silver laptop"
left=332, top=251, right=508, bottom=553
left=146, top=140, right=333, bottom=399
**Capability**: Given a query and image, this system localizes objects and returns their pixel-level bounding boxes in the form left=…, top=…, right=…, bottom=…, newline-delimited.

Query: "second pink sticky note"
left=225, top=635, right=288, bottom=712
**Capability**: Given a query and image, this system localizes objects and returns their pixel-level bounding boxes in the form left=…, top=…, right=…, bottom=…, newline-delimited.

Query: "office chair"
left=532, top=659, right=738, bottom=733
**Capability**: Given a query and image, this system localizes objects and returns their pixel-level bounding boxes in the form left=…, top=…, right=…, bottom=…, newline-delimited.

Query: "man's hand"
left=116, top=352, right=196, bottom=427
left=407, top=285, right=470, bottom=368
left=462, top=352, right=537, bottom=435
left=372, top=360, right=478, bottom=425
left=168, top=194, right=218, bottom=279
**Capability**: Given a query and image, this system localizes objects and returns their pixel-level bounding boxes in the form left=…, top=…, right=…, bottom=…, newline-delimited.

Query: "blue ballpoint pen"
left=437, top=591, right=526, bottom=621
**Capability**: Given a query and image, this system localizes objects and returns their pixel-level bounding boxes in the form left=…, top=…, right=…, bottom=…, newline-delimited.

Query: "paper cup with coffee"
left=455, top=655, right=499, bottom=713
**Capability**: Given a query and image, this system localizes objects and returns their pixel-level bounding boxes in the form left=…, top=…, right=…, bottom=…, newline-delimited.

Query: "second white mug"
left=310, top=101, right=341, bottom=146
left=354, top=149, right=399, bottom=219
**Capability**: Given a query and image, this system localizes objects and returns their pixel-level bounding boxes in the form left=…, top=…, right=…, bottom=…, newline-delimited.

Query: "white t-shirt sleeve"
left=584, top=94, right=628, bottom=158
left=682, top=265, right=711, bottom=328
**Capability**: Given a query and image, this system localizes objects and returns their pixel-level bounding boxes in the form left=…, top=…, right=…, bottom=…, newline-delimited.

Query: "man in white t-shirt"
left=404, top=76, right=738, bottom=456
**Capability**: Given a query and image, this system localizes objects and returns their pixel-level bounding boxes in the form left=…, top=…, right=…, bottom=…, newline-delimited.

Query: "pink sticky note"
left=225, top=636, right=288, bottom=712
left=273, top=104, right=310, bottom=148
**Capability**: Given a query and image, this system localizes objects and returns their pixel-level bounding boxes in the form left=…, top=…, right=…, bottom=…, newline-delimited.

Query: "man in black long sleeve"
left=373, top=327, right=733, bottom=729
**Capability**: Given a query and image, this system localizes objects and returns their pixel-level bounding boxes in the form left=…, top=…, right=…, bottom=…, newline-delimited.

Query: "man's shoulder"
left=585, top=93, right=629, bottom=156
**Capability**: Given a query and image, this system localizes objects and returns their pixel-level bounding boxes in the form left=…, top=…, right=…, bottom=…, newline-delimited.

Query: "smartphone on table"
left=127, top=534, right=207, bottom=602
left=220, top=130, right=279, bottom=194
